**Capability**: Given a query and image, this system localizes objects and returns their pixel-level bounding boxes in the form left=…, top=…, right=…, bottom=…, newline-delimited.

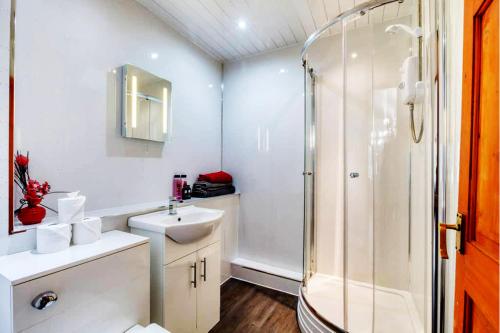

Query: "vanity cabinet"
left=131, top=221, right=221, bottom=333
left=164, top=242, right=220, bottom=333
left=0, top=231, right=150, bottom=333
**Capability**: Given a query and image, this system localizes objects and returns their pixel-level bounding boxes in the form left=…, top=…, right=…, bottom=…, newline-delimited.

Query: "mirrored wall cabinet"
left=121, top=64, right=172, bottom=142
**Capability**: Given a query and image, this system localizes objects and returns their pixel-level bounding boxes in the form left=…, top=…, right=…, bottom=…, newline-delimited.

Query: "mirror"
left=121, top=64, right=172, bottom=142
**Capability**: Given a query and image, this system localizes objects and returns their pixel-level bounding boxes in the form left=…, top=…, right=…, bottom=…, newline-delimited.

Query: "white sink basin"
left=128, top=205, right=224, bottom=244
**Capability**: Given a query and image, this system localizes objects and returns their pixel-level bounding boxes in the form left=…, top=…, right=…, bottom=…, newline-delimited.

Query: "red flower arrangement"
left=14, top=151, right=52, bottom=225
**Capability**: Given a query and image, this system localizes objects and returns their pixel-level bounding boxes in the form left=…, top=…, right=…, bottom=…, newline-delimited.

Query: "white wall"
left=222, top=46, right=304, bottom=274
left=0, top=0, right=222, bottom=252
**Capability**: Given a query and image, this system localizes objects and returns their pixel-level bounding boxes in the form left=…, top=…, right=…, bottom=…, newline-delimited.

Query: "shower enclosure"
left=299, top=0, right=431, bottom=332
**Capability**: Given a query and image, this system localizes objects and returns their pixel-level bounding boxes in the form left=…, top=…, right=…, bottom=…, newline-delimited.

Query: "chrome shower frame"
left=301, top=0, right=405, bottom=61
left=300, top=0, right=441, bottom=331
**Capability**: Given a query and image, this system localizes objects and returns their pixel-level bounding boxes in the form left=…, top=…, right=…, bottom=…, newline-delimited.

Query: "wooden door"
left=454, top=0, right=499, bottom=332
left=164, top=252, right=198, bottom=333
left=196, top=242, right=221, bottom=333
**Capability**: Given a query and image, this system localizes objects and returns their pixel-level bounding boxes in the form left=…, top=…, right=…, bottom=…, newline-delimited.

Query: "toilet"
left=127, top=323, right=170, bottom=333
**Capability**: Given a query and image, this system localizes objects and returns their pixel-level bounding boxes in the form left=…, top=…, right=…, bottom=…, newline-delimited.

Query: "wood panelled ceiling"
left=137, top=0, right=414, bottom=61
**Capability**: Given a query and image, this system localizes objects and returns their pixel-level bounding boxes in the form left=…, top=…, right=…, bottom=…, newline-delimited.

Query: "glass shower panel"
left=301, top=1, right=427, bottom=332
left=371, top=12, right=414, bottom=332
left=344, top=14, right=375, bottom=333
left=301, top=24, right=346, bottom=331
left=369, top=1, right=425, bottom=332
left=303, top=63, right=316, bottom=287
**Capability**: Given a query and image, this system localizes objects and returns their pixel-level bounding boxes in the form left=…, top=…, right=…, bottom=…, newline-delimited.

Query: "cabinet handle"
left=201, top=258, right=207, bottom=281
left=31, top=291, right=58, bottom=310
left=190, top=263, right=197, bottom=288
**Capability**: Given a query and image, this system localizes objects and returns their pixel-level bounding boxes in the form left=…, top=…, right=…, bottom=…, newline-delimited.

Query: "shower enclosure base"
left=298, top=274, right=423, bottom=333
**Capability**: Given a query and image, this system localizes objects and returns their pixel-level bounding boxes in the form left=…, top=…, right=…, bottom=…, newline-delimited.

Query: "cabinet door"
left=164, top=252, right=197, bottom=333
left=11, top=243, right=150, bottom=333
left=196, top=242, right=221, bottom=333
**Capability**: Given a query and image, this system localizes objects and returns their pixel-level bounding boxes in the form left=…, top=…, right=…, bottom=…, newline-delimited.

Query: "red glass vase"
left=17, top=205, right=46, bottom=225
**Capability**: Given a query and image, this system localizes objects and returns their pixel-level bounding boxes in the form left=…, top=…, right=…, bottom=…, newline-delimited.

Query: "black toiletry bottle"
left=182, top=184, right=192, bottom=200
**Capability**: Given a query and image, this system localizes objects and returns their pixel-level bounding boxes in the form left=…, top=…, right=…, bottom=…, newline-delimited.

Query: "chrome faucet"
left=168, top=196, right=177, bottom=215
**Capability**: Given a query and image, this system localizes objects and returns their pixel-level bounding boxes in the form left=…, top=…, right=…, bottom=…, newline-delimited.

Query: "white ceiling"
left=137, top=0, right=414, bottom=62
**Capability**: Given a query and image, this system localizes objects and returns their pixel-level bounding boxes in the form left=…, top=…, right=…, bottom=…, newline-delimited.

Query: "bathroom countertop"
left=0, top=230, right=149, bottom=285
left=13, top=192, right=240, bottom=233
left=88, top=192, right=240, bottom=217
left=85, top=192, right=240, bottom=217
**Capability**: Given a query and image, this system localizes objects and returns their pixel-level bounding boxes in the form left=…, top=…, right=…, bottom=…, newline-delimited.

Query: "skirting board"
left=230, top=259, right=302, bottom=296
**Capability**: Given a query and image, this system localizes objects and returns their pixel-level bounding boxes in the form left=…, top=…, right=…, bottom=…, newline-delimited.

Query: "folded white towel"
left=72, top=217, right=102, bottom=245
left=36, top=224, right=72, bottom=254
left=58, top=191, right=86, bottom=224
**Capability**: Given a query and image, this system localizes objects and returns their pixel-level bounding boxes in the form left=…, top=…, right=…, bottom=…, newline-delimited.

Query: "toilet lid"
left=127, top=324, right=170, bottom=333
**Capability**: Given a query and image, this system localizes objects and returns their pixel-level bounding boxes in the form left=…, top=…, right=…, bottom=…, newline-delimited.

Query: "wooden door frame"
left=7, top=0, right=16, bottom=235
left=454, top=0, right=499, bottom=331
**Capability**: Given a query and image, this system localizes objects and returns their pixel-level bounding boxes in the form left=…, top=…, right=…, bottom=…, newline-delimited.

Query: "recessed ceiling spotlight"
left=351, top=52, right=358, bottom=59
left=208, top=84, right=214, bottom=88
left=151, top=52, right=159, bottom=60
left=279, top=68, right=287, bottom=74
left=237, top=19, right=247, bottom=30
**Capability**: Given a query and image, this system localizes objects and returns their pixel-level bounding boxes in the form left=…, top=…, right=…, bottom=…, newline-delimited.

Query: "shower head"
left=385, top=24, right=422, bottom=38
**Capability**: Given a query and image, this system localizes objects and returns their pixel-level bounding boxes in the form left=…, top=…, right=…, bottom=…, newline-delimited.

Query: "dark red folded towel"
left=198, top=171, right=233, bottom=184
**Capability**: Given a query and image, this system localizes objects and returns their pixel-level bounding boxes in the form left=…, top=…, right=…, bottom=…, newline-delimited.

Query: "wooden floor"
left=210, top=279, right=301, bottom=333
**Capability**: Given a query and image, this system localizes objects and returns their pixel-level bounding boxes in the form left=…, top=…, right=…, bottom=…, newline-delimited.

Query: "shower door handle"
left=439, top=213, right=464, bottom=259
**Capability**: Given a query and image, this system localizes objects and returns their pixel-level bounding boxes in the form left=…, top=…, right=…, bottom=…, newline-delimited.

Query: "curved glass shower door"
left=300, top=1, right=428, bottom=332
left=301, top=21, right=346, bottom=331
